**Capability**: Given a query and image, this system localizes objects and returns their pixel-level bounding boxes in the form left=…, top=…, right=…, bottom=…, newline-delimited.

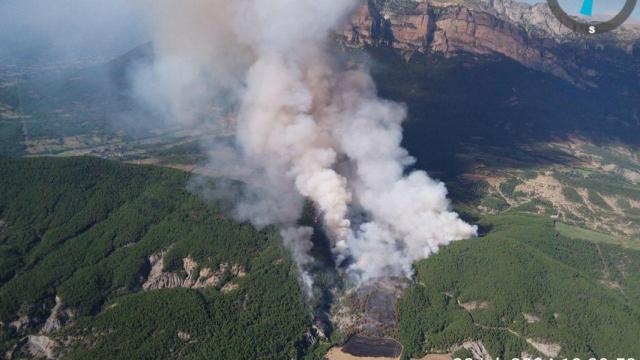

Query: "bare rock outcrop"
left=9, top=315, right=31, bottom=335
left=526, top=338, right=561, bottom=357
left=21, top=335, right=58, bottom=359
left=462, top=340, right=492, bottom=360
left=142, top=252, right=186, bottom=290
left=142, top=252, right=245, bottom=291
left=522, top=313, right=540, bottom=324
left=40, top=296, right=73, bottom=334
left=177, top=331, right=191, bottom=342
left=458, top=300, right=490, bottom=311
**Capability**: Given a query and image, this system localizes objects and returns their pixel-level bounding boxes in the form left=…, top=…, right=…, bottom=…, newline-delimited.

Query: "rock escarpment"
left=342, top=0, right=639, bottom=83
left=40, top=296, right=73, bottom=334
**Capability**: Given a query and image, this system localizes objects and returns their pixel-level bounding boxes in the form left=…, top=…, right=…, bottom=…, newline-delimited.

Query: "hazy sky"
left=524, top=0, right=639, bottom=19
left=0, top=0, right=146, bottom=63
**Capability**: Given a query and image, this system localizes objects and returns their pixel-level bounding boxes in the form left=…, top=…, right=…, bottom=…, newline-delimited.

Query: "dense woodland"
left=2, top=157, right=640, bottom=359
left=0, top=157, right=312, bottom=359
left=399, top=214, right=640, bottom=359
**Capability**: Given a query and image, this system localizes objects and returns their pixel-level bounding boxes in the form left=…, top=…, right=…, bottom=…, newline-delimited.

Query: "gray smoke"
left=0, top=0, right=476, bottom=288
left=135, top=0, right=477, bottom=287
left=280, top=226, right=316, bottom=294
left=0, top=0, right=476, bottom=290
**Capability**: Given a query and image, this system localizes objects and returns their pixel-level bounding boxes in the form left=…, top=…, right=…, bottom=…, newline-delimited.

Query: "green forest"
left=2, top=157, right=640, bottom=359
left=0, top=157, right=312, bottom=359
left=399, top=214, right=640, bottom=359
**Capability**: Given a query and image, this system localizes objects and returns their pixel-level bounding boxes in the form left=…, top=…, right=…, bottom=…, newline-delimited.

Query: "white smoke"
left=280, top=226, right=316, bottom=294
left=136, top=0, right=477, bottom=285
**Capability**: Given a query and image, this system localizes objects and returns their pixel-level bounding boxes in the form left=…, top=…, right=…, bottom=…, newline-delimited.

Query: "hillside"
left=0, top=157, right=312, bottom=359
left=399, top=214, right=640, bottom=359
left=2, top=158, right=638, bottom=359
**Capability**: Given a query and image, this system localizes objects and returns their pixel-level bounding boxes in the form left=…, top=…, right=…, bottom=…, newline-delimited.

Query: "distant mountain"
left=341, top=0, right=640, bottom=85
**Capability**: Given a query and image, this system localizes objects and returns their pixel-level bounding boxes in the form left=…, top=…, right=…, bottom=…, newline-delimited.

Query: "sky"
left=0, top=0, right=146, bottom=63
left=525, top=0, right=640, bottom=20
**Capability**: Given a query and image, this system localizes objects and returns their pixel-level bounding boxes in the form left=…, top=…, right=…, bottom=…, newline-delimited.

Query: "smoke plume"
left=137, top=0, right=477, bottom=286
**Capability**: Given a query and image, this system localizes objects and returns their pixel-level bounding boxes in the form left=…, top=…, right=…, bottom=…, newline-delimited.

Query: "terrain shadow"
left=362, top=48, right=639, bottom=185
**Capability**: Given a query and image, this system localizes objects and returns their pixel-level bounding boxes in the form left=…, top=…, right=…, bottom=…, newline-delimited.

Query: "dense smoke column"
left=136, top=0, right=477, bottom=288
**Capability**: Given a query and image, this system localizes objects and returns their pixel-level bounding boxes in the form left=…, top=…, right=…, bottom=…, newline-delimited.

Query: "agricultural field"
left=0, top=63, right=229, bottom=166
left=461, top=140, right=640, bottom=247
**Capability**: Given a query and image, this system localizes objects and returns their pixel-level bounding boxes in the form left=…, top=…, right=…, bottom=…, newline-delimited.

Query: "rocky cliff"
left=341, top=0, right=639, bottom=83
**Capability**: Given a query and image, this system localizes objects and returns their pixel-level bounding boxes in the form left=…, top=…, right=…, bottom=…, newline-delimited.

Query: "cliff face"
left=341, top=0, right=638, bottom=83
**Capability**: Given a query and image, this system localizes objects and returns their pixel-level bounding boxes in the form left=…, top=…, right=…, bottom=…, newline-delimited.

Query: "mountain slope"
left=361, top=49, right=639, bottom=178
left=342, top=0, right=640, bottom=85
left=398, top=214, right=640, bottom=359
left=1, top=156, right=639, bottom=359
left=0, top=157, right=312, bottom=359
